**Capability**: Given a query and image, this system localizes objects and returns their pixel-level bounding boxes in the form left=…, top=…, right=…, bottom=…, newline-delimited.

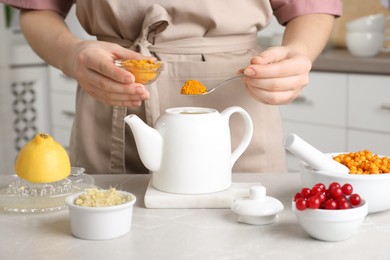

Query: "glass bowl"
left=0, top=167, right=95, bottom=213
left=115, top=59, right=164, bottom=85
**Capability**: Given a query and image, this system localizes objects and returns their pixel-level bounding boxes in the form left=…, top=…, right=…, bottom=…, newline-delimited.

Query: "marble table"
left=1, top=172, right=390, bottom=260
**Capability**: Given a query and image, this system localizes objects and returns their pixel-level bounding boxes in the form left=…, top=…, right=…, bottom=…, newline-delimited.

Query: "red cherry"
left=338, top=199, right=351, bottom=209
left=316, top=193, right=326, bottom=204
left=341, top=183, right=353, bottom=196
left=336, top=195, right=348, bottom=203
left=307, top=196, right=321, bottom=209
left=314, top=183, right=326, bottom=192
left=294, top=192, right=303, bottom=202
left=349, top=194, right=362, bottom=206
left=300, top=188, right=312, bottom=199
left=324, top=199, right=337, bottom=210
left=325, top=189, right=333, bottom=199
left=330, top=187, right=343, bottom=198
left=329, top=182, right=341, bottom=190
left=295, top=198, right=307, bottom=211
left=311, top=186, right=323, bottom=195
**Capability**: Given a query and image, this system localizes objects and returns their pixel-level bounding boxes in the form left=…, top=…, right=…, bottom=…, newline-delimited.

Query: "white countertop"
left=2, top=172, right=390, bottom=260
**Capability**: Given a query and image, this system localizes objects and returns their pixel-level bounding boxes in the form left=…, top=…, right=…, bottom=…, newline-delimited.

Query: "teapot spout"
left=124, top=115, right=162, bottom=171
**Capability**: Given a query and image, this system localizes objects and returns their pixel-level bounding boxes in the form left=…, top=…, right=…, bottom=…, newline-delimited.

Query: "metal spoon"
left=182, top=73, right=244, bottom=96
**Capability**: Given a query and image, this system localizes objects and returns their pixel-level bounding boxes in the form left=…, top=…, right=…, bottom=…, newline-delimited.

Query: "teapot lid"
left=231, top=185, right=284, bottom=225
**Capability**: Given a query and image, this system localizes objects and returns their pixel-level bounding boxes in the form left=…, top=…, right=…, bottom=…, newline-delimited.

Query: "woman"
left=2, top=0, right=342, bottom=174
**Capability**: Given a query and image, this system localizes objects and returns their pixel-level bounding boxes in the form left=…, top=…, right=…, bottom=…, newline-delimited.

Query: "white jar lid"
left=231, top=185, right=284, bottom=225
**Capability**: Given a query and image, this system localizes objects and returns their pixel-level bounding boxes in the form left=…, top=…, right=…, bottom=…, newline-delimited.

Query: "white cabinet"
left=347, top=74, right=390, bottom=155
left=348, top=130, right=390, bottom=156
left=1, top=59, right=50, bottom=175
left=0, top=5, right=10, bottom=175
left=281, top=72, right=390, bottom=171
left=48, top=67, right=77, bottom=150
left=348, top=74, right=390, bottom=133
left=281, top=72, right=348, bottom=127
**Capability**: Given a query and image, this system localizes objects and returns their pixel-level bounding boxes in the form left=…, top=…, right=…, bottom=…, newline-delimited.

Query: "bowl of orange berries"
left=292, top=182, right=368, bottom=242
left=300, top=150, right=390, bottom=214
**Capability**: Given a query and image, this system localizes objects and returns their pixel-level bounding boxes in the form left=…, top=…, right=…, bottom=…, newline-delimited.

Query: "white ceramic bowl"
left=65, top=190, right=136, bottom=240
left=292, top=200, right=368, bottom=242
left=300, top=153, right=390, bottom=214
left=345, top=31, right=385, bottom=57
left=346, top=14, right=388, bottom=33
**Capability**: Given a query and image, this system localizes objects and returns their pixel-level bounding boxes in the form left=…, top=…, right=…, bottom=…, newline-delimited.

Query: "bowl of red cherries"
left=292, top=182, right=368, bottom=242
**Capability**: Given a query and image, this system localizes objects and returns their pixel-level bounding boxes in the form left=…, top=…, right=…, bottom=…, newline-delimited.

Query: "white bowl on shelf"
left=346, top=31, right=389, bottom=57
left=346, top=14, right=389, bottom=33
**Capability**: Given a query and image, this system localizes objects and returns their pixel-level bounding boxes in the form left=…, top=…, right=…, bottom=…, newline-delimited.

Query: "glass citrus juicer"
left=115, top=59, right=164, bottom=85
left=0, top=167, right=95, bottom=213
left=0, top=132, right=96, bottom=213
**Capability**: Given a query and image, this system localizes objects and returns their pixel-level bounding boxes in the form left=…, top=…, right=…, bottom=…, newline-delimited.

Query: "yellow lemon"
left=15, top=133, right=71, bottom=183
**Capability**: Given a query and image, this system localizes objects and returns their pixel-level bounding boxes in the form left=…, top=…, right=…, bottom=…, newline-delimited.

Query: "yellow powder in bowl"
left=121, top=59, right=161, bottom=70
left=120, top=59, right=163, bottom=84
left=74, top=187, right=131, bottom=207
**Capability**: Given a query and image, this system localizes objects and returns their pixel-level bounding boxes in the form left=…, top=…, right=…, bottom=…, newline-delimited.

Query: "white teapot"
left=124, top=106, right=253, bottom=194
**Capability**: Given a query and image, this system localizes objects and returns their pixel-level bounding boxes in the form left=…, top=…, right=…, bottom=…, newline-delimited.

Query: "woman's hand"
left=65, top=40, right=151, bottom=107
left=19, top=10, right=151, bottom=107
left=242, top=14, right=335, bottom=105
left=242, top=46, right=312, bottom=105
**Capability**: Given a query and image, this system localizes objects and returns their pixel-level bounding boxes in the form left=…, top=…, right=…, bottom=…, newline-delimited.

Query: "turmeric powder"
left=121, top=59, right=161, bottom=70
left=120, top=59, right=162, bottom=84
left=180, top=79, right=208, bottom=95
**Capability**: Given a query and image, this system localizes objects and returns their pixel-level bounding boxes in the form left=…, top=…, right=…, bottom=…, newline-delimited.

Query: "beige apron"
left=71, top=1, right=287, bottom=174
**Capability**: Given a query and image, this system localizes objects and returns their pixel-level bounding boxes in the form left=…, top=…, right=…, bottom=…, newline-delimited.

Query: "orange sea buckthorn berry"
left=333, top=150, right=390, bottom=175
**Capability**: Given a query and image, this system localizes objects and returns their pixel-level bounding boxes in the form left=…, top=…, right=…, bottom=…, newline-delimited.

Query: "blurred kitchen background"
left=0, top=1, right=390, bottom=175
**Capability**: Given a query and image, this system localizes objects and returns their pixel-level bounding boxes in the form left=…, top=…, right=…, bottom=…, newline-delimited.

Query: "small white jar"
left=66, top=190, right=136, bottom=240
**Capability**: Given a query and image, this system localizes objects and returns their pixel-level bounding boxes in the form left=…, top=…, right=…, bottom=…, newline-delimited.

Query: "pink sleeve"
left=1, top=0, right=75, bottom=17
left=270, top=0, right=343, bottom=25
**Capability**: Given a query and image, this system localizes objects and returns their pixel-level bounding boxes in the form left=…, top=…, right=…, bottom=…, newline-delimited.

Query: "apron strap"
left=109, top=106, right=127, bottom=174
left=130, top=4, right=170, bottom=127
left=99, top=32, right=258, bottom=55
left=103, top=4, right=170, bottom=174
left=131, top=4, right=170, bottom=55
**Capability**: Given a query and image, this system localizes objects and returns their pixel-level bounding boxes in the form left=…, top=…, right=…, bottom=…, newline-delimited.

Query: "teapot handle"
left=221, top=106, right=253, bottom=168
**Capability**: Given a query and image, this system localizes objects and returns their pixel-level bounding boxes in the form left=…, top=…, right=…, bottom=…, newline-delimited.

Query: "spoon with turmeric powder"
left=180, top=74, right=244, bottom=95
